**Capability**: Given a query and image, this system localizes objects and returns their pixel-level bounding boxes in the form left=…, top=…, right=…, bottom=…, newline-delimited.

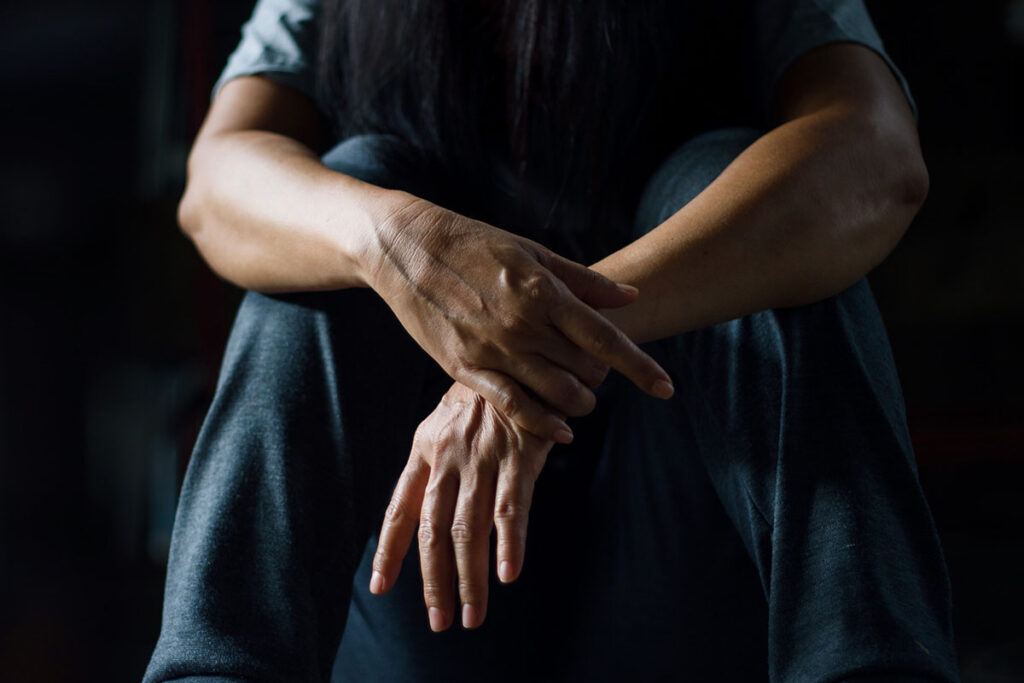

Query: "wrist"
left=341, top=183, right=425, bottom=290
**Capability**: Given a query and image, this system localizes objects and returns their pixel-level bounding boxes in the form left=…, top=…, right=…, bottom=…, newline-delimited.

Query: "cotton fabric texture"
left=145, top=2, right=958, bottom=681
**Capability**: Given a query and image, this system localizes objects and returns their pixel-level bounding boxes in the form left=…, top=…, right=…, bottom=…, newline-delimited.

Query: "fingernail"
left=428, top=607, right=446, bottom=632
left=554, top=425, right=574, bottom=444
left=499, top=561, right=514, bottom=583
left=370, top=571, right=384, bottom=594
left=653, top=378, right=675, bottom=399
left=616, top=283, right=639, bottom=296
left=462, top=603, right=481, bottom=629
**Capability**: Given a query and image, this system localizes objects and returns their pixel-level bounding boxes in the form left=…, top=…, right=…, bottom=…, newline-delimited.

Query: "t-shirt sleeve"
left=753, top=0, right=916, bottom=119
left=212, top=0, right=322, bottom=103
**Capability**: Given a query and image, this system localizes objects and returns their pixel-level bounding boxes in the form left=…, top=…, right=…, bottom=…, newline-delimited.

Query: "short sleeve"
left=212, top=0, right=322, bottom=104
left=753, top=0, right=917, bottom=119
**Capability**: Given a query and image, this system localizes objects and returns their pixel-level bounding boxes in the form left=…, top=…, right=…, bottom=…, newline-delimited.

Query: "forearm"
left=593, top=104, right=927, bottom=343
left=179, top=129, right=411, bottom=292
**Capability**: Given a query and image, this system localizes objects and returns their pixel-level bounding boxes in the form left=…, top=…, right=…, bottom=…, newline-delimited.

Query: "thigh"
left=615, top=128, right=957, bottom=681
left=546, top=375, right=770, bottom=682
left=146, top=135, right=450, bottom=682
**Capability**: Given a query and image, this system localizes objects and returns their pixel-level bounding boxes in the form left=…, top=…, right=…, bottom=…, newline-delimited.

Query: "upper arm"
left=773, top=43, right=930, bottom=225
left=198, top=75, right=330, bottom=152
left=197, top=0, right=329, bottom=150
left=751, top=0, right=916, bottom=121
left=749, top=0, right=927, bottom=210
left=773, top=43, right=917, bottom=132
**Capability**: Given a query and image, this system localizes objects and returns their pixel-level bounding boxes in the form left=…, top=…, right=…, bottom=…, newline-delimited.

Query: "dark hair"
left=316, top=0, right=683, bottom=231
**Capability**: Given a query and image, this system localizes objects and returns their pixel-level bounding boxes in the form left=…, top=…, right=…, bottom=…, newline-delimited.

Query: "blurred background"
left=0, top=0, right=1021, bottom=680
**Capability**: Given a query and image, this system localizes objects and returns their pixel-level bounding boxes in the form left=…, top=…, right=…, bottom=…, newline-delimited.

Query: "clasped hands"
left=363, top=197, right=674, bottom=631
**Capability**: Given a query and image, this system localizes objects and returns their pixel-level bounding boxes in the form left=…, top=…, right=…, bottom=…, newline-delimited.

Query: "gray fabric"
left=213, top=0, right=320, bottom=103
left=145, top=131, right=959, bottom=682
left=212, top=0, right=915, bottom=117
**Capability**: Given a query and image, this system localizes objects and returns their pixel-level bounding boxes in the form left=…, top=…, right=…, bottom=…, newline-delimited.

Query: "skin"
left=179, top=82, right=675, bottom=442
left=180, top=44, right=927, bottom=633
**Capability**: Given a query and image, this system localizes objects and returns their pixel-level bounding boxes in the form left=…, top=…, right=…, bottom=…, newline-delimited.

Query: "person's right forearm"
left=179, top=99, right=673, bottom=440
left=178, top=129, right=412, bottom=292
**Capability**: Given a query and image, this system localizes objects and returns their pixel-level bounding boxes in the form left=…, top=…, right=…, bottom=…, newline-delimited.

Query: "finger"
left=535, top=334, right=610, bottom=390
left=451, top=464, right=497, bottom=629
left=541, top=252, right=639, bottom=309
left=457, top=367, right=574, bottom=443
left=371, top=455, right=430, bottom=596
left=551, top=299, right=674, bottom=399
left=502, top=353, right=597, bottom=418
left=419, top=469, right=459, bottom=632
left=493, top=459, right=538, bottom=584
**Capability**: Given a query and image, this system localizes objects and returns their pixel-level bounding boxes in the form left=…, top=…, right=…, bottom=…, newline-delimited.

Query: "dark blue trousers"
left=145, top=130, right=959, bottom=682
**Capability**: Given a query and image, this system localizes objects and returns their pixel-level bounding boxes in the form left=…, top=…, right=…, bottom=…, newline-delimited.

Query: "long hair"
left=317, top=0, right=683, bottom=230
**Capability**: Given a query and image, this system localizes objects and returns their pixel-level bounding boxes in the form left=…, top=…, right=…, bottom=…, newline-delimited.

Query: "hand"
left=369, top=382, right=553, bottom=631
left=365, top=197, right=674, bottom=442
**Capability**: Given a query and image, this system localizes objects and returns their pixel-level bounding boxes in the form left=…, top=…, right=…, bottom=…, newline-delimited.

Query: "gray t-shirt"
left=214, top=0, right=916, bottom=118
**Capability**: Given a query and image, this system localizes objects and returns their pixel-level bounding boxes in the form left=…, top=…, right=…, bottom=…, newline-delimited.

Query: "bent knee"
left=320, top=133, right=450, bottom=205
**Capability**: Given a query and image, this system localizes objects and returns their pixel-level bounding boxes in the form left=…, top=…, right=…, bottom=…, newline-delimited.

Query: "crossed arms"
left=179, top=43, right=926, bottom=631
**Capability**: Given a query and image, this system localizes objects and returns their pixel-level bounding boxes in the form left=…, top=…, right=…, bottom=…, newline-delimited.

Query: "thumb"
left=543, top=253, right=638, bottom=309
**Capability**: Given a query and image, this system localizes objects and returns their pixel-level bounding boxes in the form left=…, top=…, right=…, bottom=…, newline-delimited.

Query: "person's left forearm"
left=594, top=45, right=928, bottom=343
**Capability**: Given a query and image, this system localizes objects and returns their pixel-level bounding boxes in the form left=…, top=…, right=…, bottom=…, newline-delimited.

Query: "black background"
left=1, top=1, right=1022, bottom=680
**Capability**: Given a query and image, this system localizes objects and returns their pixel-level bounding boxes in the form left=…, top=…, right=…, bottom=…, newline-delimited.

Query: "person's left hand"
left=368, top=381, right=556, bottom=631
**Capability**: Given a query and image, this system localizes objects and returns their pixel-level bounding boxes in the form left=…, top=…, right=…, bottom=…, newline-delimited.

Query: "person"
left=145, top=0, right=960, bottom=680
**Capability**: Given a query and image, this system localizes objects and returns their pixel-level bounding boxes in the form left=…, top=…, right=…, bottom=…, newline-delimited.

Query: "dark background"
left=1, top=1, right=1022, bottom=680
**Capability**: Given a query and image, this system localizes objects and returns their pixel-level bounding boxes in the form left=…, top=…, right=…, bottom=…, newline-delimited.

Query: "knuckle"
left=421, top=582, right=446, bottom=604
left=494, top=496, right=525, bottom=524
left=501, top=313, right=530, bottom=336
left=522, top=271, right=559, bottom=304
left=497, top=530, right=525, bottom=556
left=449, top=517, right=476, bottom=546
left=589, top=324, right=619, bottom=354
left=496, top=388, right=520, bottom=418
left=417, top=520, right=444, bottom=550
left=458, top=576, right=482, bottom=597
left=384, top=497, right=410, bottom=526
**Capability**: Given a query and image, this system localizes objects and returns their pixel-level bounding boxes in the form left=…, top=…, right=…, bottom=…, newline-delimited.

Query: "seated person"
left=146, top=0, right=959, bottom=680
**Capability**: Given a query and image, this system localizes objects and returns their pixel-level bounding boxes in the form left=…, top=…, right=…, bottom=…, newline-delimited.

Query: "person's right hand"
left=364, top=196, right=675, bottom=442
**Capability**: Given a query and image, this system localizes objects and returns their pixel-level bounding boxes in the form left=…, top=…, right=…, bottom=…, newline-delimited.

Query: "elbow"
left=859, top=119, right=929, bottom=268
left=177, top=180, right=225, bottom=281
left=894, top=143, right=929, bottom=219
left=808, top=118, right=928, bottom=300
left=877, top=144, right=928, bottom=264
left=177, top=183, right=201, bottom=241
left=177, top=142, right=212, bottom=243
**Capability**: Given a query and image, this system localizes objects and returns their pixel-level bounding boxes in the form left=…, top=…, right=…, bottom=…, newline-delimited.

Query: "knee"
left=633, top=127, right=761, bottom=235
left=320, top=133, right=444, bottom=202
left=223, top=288, right=410, bottom=383
left=321, top=133, right=405, bottom=180
left=223, top=291, right=328, bottom=381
